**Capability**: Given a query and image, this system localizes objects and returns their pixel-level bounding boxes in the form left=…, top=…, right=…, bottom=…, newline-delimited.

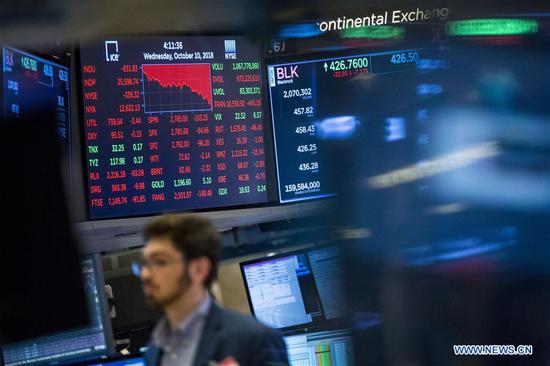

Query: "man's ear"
left=189, top=257, right=212, bottom=285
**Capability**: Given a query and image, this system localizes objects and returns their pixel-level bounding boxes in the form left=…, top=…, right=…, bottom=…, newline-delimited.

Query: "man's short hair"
left=143, top=214, right=221, bottom=288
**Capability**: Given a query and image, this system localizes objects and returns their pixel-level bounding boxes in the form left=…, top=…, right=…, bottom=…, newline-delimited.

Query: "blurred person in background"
left=136, top=214, right=288, bottom=366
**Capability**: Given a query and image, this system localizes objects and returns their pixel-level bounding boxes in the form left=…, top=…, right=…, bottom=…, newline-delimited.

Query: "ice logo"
left=105, top=41, right=119, bottom=62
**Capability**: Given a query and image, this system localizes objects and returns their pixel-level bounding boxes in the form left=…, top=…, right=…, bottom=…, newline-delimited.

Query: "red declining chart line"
left=142, top=64, right=212, bottom=107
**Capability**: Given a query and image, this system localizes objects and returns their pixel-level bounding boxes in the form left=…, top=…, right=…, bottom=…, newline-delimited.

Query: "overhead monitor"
left=79, top=36, right=271, bottom=219
left=267, top=49, right=421, bottom=203
left=0, top=256, right=113, bottom=366
left=2, top=46, right=71, bottom=179
left=240, top=246, right=347, bottom=332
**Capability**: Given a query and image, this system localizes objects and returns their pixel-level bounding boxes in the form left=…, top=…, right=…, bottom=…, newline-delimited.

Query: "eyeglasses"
left=131, top=257, right=180, bottom=277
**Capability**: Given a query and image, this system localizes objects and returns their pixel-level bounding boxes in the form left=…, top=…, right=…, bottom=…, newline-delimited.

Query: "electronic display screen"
left=240, top=246, right=346, bottom=332
left=80, top=36, right=269, bottom=219
left=2, top=46, right=71, bottom=177
left=284, top=329, right=354, bottom=366
left=267, top=49, right=420, bottom=203
left=0, top=256, right=111, bottom=366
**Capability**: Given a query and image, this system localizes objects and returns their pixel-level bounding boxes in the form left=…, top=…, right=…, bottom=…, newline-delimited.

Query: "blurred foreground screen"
left=307, top=14, right=550, bottom=366
left=0, top=111, right=87, bottom=343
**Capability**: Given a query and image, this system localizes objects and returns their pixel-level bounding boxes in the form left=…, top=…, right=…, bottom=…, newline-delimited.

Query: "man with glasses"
left=134, top=214, right=288, bottom=366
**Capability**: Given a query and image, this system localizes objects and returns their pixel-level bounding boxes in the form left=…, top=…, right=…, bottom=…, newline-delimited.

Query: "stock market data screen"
left=2, top=46, right=71, bottom=174
left=80, top=37, right=268, bottom=219
left=267, top=50, right=420, bottom=203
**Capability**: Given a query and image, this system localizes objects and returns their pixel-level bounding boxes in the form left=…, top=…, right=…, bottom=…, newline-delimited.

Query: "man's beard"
left=145, top=270, right=192, bottom=310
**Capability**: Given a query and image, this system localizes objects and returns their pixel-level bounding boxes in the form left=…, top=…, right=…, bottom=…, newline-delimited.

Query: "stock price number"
left=294, top=106, right=314, bottom=116
left=390, top=51, right=419, bottom=64
left=297, top=144, right=317, bottom=153
left=298, top=162, right=319, bottom=171
left=323, top=57, right=369, bottom=72
left=295, top=125, right=315, bottom=134
left=285, top=181, right=321, bottom=193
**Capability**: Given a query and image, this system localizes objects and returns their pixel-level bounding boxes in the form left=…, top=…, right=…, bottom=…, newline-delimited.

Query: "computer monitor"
left=284, top=329, right=354, bottom=366
left=2, top=46, right=71, bottom=181
left=78, top=36, right=274, bottom=219
left=266, top=48, right=421, bottom=204
left=0, top=256, right=113, bottom=366
left=240, top=246, right=347, bottom=332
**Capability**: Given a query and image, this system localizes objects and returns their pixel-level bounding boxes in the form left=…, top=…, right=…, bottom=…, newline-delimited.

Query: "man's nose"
left=140, top=264, right=152, bottom=281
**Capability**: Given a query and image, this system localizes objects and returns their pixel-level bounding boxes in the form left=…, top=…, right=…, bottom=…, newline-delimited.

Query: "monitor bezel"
left=74, top=33, right=280, bottom=221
